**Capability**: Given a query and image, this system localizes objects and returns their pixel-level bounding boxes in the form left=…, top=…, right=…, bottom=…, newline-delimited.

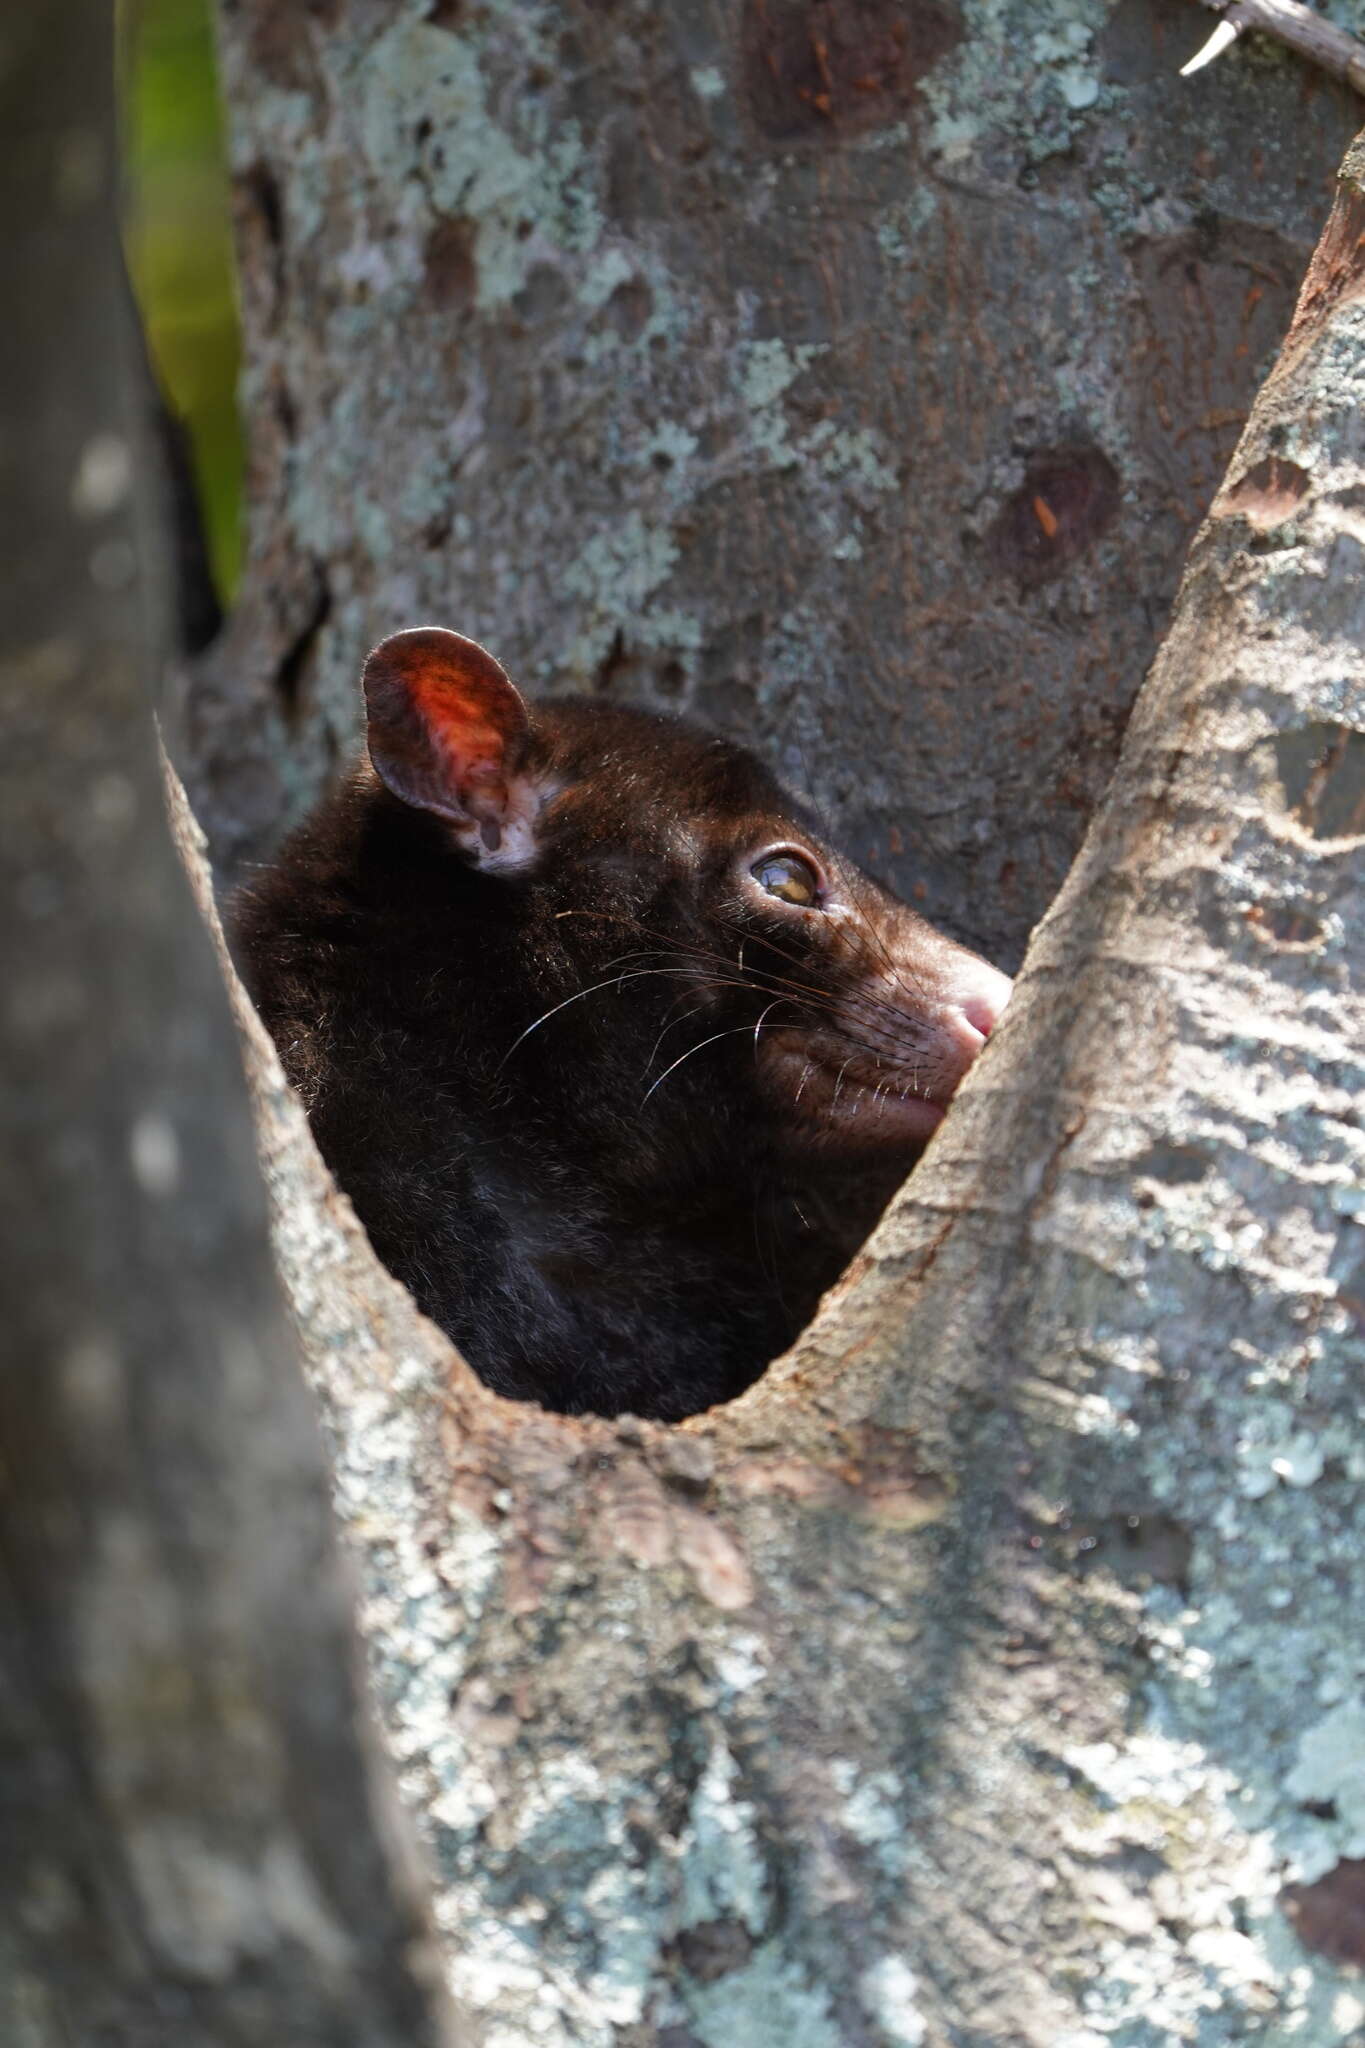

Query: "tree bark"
left=188, top=0, right=1360, bottom=974
left=180, top=4, right=1365, bottom=2041
left=0, top=7, right=457, bottom=2041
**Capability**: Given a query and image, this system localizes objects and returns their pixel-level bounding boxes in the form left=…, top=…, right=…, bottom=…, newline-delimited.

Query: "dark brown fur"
left=231, top=632, right=1009, bottom=1421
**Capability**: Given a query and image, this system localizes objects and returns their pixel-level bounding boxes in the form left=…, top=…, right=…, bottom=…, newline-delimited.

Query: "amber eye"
left=751, top=851, right=822, bottom=907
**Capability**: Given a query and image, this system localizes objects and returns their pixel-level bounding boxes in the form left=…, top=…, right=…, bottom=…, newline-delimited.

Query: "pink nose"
left=928, top=962, right=1013, bottom=1101
left=954, top=963, right=1013, bottom=1043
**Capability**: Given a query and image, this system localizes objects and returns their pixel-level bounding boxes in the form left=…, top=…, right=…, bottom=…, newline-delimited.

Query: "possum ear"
left=363, top=627, right=545, bottom=869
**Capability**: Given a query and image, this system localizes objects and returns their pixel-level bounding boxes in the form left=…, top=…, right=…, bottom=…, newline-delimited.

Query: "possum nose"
left=953, top=962, right=1013, bottom=1043
left=925, top=963, right=1013, bottom=1103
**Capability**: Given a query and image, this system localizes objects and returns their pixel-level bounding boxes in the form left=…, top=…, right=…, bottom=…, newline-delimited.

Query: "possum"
left=231, top=627, right=1011, bottom=1421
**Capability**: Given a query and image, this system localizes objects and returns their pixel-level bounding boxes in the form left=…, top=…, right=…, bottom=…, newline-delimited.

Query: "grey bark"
left=0, top=7, right=458, bottom=2041
left=1183, top=2, right=1365, bottom=98
left=176, top=4, right=1365, bottom=2043
left=187, top=0, right=1363, bottom=980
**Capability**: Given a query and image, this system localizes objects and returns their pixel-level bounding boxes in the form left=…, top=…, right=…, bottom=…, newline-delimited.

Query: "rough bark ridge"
left=190, top=0, right=1359, bottom=979
left=213, top=133, right=1365, bottom=2048
left=0, top=8, right=456, bottom=2041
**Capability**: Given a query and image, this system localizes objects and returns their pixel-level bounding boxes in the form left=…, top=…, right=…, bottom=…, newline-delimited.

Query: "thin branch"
left=1184, top=0, right=1365, bottom=94
left=1183, top=18, right=1242, bottom=73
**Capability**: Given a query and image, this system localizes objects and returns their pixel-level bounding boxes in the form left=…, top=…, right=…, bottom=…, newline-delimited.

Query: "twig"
left=1182, top=0, right=1365, bottom=95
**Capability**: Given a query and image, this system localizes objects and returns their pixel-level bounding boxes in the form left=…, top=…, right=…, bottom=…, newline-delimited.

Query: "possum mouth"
left=760, top=1025, right=963, bottom=1148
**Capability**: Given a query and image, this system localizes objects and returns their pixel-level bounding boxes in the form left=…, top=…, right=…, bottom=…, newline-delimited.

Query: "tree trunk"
left=0, top=7, right=457, bottom=2040
left=189, top=0, right=1358, bottom=974
left=172, top=4, right=1365, bottom=2044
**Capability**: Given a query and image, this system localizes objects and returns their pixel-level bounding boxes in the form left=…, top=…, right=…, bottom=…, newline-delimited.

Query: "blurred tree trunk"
left=168, top=3, right=1365, bottom=2044
left=0, top=6, right=456, bottom=2041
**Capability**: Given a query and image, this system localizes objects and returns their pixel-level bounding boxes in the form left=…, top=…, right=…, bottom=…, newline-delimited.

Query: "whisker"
left=641, top=1019, right=778, bottom=1110
left=595, top=937, right=869, bottom=1037
left=752, top=998, right=784, bottom=1052
left=710, top=912, right=927, bottom=1038
left=646, top=997, right=713, bottom=1071
left=498, top=966, right=709, bottom=1072
left=733, top=897, right=927, bottom=1004
left=555, top=909, right=912, bottom=1043
left=843, top=905, right=931, bottom=1013
left=554, top=895, right=930, bottom=1022
left=539, top=907, right=938, bottom=1083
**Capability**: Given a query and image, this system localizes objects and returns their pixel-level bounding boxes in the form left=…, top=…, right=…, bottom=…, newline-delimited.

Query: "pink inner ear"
left=363, top=627, right=531, bottom=827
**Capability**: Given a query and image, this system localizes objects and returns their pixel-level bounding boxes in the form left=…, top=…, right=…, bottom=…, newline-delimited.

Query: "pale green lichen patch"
left=801, top=420, right=899, bottom=496
left=634, top=420, right=700, bottom=472
left=1060, top=1733, right=1294, bottom=2037
left=684, top=1942, right=844, bottom=2048
left=565, top=515, right=678, bottom=607
left=1085, top=1130, right=1365, bottom=1975
left=859, top=1955, right=927, bottom=2047
left=358, top=17, right=595, bottom=312
left=740, top=338, right=824, bottom=415
left=578, top=244, right=635, bottom=312
left=1236, top=1424, right=1328, bottom=1497
left=427, top=1726, right=679, bottom=2036
left=562, top=514, right=685, bottom=674
left=832, top=1758, right=909, bottom=1873
left=919, top=0, right=1110, bottom=167
left=678, top=1740, right=769, bottom=1935
left=1056, top=66, right=1101, bottom=111
left=738, top=339, right=827, bottom=472
left=711, top=1632, right=767, bottom=1695
left=1032, top=18, right=1100, bottom=110
left=874, top=187, right=936, bottom=264
left=1287, top=1703, right=1365, bottom=1849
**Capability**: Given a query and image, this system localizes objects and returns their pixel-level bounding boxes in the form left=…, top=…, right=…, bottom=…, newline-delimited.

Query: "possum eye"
left=751, top=850, right=822, bottom=907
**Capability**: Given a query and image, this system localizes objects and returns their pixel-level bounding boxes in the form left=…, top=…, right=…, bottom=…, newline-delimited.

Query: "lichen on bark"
left=188, top=4, right=1365, bottom=2041
left=193, top=0, right=1359, bottom=976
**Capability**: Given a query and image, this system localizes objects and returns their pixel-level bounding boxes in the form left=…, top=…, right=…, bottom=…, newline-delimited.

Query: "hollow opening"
left=226, top=643, right=1013, bottom=1427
